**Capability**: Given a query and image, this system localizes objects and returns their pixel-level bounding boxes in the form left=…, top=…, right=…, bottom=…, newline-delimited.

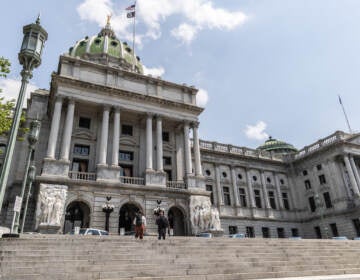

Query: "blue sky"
left=1, top=0, right=360, bottom=150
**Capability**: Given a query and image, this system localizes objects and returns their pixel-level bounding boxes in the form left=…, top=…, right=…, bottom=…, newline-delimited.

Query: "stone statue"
left=36, top=184, right=67, bottom=229
left=190, top=195, right=222, bottom=234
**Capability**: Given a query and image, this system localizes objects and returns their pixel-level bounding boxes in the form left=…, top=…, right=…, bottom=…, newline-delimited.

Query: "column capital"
left=155, top=114, right=163, bottom=120
left=103, top=105, right=111, bottom=111
left=55, top=95, right=63, bottom=102
left=113, top=106, right=121, bottom=113
left=66, top=97, right=75, bottom=105
left=191, top=121, right=200, bottom=128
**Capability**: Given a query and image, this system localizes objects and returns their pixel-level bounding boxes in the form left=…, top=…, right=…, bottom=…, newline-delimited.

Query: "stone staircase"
left=1, top=235, right=360, bottom=280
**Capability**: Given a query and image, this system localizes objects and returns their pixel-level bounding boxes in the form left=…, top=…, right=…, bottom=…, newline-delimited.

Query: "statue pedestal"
left=38, top=224, right=61, bottom=234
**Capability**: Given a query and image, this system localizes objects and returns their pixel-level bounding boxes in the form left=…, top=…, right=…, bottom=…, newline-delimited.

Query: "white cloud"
left=171, top=23, right=198, bottom=44
left=143, top=65, right=165, bottom=77
left=245, top=121, right=269, bottom=141
left=77, top=0, right=248, bottom=45
left=0, top=78, right=38, bottom=108
left=196, top=88, right=209, bottom=108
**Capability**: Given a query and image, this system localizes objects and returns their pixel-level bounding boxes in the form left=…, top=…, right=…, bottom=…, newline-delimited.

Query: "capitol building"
left=1, top=21, right=360, bottom=239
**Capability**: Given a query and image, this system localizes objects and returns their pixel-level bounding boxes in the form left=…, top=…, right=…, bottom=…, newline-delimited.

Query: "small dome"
left=68, top=21, right=143, bottom=74
left=257, top=136, right=297, bottom=154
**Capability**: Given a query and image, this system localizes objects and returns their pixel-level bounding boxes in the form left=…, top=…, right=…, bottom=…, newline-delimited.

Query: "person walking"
left=156, top=210, right=169, bottom=240
left=133, top=210, right=146, bottom=239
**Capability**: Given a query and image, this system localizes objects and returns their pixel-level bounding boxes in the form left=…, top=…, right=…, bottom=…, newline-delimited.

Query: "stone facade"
left=1, top=26, right=360, bottom=239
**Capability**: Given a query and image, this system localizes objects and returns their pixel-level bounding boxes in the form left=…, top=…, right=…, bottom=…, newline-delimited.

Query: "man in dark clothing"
left=156, top=210, right=169, bottom=240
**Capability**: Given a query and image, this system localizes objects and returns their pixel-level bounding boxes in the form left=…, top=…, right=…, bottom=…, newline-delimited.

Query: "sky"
left=1, top=0, right=360, bottom=150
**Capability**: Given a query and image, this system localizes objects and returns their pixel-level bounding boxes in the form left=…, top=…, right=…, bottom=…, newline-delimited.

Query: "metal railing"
left=166, top=181, right=187, bottom=189
left=68, top=171, right=96, bottom=181
left=120, top=176, right=145, bottom=185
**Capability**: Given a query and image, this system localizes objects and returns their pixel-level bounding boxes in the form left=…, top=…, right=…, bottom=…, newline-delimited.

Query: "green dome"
left=68, top=22, right=143, bottom=74
left=257, top=136, right=297, bottom=154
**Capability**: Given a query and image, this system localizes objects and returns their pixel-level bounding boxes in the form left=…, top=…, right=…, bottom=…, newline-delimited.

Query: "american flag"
left=126, top=4, right=135, bottom=10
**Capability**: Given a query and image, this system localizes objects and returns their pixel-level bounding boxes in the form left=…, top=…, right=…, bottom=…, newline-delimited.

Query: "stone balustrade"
left=166, top=181, right=187, bottom=189
left=120, top=176, right=145, bottom=185
left=68, top=171, right=96, bottom=181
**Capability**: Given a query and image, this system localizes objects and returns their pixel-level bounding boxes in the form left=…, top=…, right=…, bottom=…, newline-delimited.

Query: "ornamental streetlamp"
left=0, top=17, right=47, bottom=215
left=102, top=196, right=114, bottom=232
left=20, top=165, right=36, bottom=233
left=315, top=194, right=329, bottom=239
left=12, top=119, right=41, bottom=233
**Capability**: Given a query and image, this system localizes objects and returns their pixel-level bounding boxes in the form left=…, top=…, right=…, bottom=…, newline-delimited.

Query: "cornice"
left=51, top=74, right=204, bottom=115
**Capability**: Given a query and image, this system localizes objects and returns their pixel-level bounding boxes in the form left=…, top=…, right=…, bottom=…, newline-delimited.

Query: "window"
left=238, top=188, right=247, bottom=207
left=229, top=226, right=238, bottom=235
left=121, top=124, right=133, bottom=136
left=246, top=226, right=255, bottom=238
left=282, top=192, right=290, bottom=210
left=165, top=170, right=172, bottom=181
left=317, top=164, right=322, bottom=171
left=238, top=174, right=242, bottom=180
left=302, top=170, right=308, bottom=176
left=280, top=179, right=285, bottom=185
left=277, top=228, right=285, bottom=238
left=262, top=227, right=270, bottom=238
left=254, top=189, right=262, bottom=208
left=222, top=172, right=227, bottom=178
left=73, top=145, right=90, bottom=156
left=291, top=228, right=299, bottom=237
left=72, top=159, right=88, bottom=172
left=309, top=196, right=316, bottom=212
left=0, top=144, right=6, bottom=154
left=119, top=151, right=134, bottom=161
left=266, top=177, right=271, bottom=183
left=163, top=156, right=172, bottom=166
left=319, top=174, right=326, bottom=185
left=352, top=219, right=360, bottom=237
left=253, top=175, right=257, bottom=181
left=206, top=185, right=214, bottom=205
left=314, top=226, right=322, bottom=239
left=223, top=186, right=231, bottom=206
left=330, top=223, right=339, bottom=237
left=304, top=180, right=312, bottom=190
left=323, top=192, right=332, bottom=208
left=205, top=170, right=211, bottom=176
left=79, top=117, right=91, bottom=129
left=268, top=191, right=276, bottom=209
left=120, top=165, right=133, bottom=177
left=162, top=131, right=169, bottom=142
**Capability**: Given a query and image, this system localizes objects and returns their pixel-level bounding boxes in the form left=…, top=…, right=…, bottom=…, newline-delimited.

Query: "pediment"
left=120, top=136, right=137, bottom=146
left=163, top=143, right=174, bottom=151
left=346, top=134, right=360, bottom=145
left=72, top=129, right=96, bottom=140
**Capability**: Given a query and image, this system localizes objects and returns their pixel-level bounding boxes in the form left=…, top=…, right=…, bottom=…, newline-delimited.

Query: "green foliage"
left=0, top=97, right=27, bottom=142
left=0, top=56, right=11, bottom=78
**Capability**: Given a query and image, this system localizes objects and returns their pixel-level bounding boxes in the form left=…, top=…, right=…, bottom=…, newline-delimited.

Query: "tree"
left=0, top=57, right=10, bottom=80
left=0, top=57, right=27, bottom=141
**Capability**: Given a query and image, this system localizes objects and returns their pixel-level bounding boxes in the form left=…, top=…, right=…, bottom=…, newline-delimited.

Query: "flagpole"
left=338, top=95, right=352, bottom=134
left=132, top=0, right=137, bottom=72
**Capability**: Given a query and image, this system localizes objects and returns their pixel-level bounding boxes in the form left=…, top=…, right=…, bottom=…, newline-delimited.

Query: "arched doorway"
left=63, top=201, right=90, bottom=233
left=118, top=203, right=140, bottom=234
left=168, top=207, right=185, bottom=236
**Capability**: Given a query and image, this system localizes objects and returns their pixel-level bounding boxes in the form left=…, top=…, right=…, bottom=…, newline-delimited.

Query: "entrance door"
left=63, top=201, right=90, bottom=233
left=119, top=203, right=140, bottom=234
left=168, top=207, right=185, bottom=236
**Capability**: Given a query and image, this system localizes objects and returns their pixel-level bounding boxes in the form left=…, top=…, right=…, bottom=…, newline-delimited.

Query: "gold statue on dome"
left=106, top=14, right=112, bottom=25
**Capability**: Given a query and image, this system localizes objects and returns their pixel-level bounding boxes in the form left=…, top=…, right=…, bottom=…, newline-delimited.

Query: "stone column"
left=98, top=106, right=110, bottom=165
left=344, top=154, right=360, bottom=196
left=215, top=165, right=224, bottom=206
left=60, top=99, right=75, bottom=161
left=274, top=173, right=284, bottom=209
left=339, top=160, right=353, bottom=198
left=231, top=167, right=240, bottom=206
left=260, top=171, right=271, bottom=209
left=156, top=115, right=163, bottom=171
left=350, top=155, right=360, bottom=193
left=46, top=96, right=63, bottom=159
left=245, top=169, right=255, bottom=208
left=183, top=122, right=192, bottom=176
left=146, top=114, right=153, bottom=170
left=111, top=107, right=120, bottom=166
left=193, top=122, right=202, bottom=176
